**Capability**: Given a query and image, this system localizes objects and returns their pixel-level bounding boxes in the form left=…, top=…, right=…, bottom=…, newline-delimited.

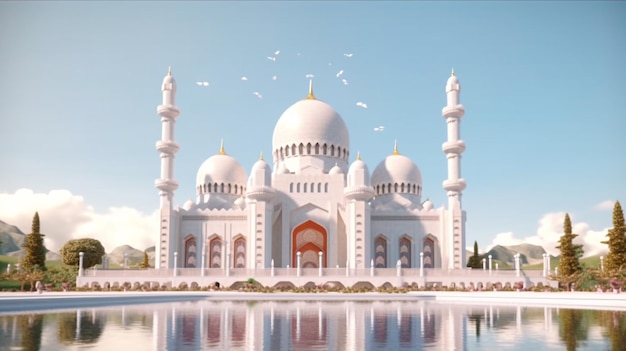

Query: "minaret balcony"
left=344, top=186, right=375, bottom=201
left=443, top=179, right=466, bottom=191
left=156, top=140, right=180, bottom=154
left=442, top=105, right=465, bottom=118
left=157, top=105, right=180, bottom=118
left=155, top=179, right=179, bottom=192
left=245, top=186, right=276, bottom=201
left=442, top=140, right=465, bottom=154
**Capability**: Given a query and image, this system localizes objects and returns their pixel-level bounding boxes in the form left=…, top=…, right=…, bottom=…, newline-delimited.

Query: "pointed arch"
left=233, top=236, right=246, bottom=268
left=292, top=220, right=327, bottom=268
left=422, top=236, right=436, bottom=269
left=184, top=235, right=197, bottom=268
left=374, top=235, right=388, bottom=268
left=399, top=236, right=412, bottom=268
left=209, top=236, right=223, bottom=268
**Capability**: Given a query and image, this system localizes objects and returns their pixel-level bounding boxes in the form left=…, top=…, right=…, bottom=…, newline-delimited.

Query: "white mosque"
left=154, top=68, right=467, bottom=271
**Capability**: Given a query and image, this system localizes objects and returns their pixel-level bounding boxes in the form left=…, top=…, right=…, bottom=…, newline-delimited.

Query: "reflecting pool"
left=0, top=300, right=624, bottom=350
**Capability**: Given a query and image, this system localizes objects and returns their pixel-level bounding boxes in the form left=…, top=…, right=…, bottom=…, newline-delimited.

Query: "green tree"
left=139, top=252, right=150, bottom=269
left=19, top=314, right=44, bottom=351
left=21, top=212, right=47, bottom=272
left=60, top=238, right=105, bottom=269
left=603, top=201, right=626, bottom=275
left=556, top=213, right=582, bottom=288
left=466, top=241, right=482, bottom=269
left=558, top=309, right=589, bottom=351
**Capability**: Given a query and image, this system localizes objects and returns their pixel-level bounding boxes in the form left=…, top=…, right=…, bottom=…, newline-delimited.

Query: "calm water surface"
left=0, top=299, right=624, bottom=350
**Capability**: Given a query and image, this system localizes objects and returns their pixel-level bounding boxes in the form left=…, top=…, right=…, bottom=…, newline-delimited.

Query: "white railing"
left=84, top=267, right=542, bottom=280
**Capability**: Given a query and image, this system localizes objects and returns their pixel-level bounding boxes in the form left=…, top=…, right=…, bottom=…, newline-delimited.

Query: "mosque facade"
left=154, top=69, right=467, bottom=271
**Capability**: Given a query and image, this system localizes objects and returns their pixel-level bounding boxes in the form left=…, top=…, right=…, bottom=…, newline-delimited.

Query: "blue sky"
left=0, top=1, right=624, bottom=254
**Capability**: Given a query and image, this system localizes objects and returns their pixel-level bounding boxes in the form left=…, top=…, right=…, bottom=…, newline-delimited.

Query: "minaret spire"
left=155, top=67, right=181, bottom=269
left=393, top=140, right=399, bottom=155
left=219, top=139, right=225, bottom=155
left=307, top=80, right=315, bottom=99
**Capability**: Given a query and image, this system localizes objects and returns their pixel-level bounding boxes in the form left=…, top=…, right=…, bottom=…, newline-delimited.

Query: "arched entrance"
left=292, top=220, right=327, bottom=268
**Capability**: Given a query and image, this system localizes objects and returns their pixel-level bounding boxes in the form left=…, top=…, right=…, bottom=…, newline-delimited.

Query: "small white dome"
left=196, top=152, right=247, bottom=193
left=329, top=163, right=344, bottom=175
left=276, top=162, right=290, bottom=174
left=422, top=199, right=433, bottom=211
left=183, top=198, right=195, bottom=210
left=371, top=152, right=422, bottom=189
left=252, top=158, right=271, bottom=173
left=248, top=156, right=272, bottom=188
left=347, top=157, right=371, bottom=187
left=234, top=196, right=246, bottom=209
left=162, top=68, right=176, bottom=88
left=272, top=98, right=349, bottom=159
left=348, top=158, right=367, bottom=174
left=446, top=69, right=460, bottom=91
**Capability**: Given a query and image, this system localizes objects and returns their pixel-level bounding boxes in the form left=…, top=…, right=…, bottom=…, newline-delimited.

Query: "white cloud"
left=594, top=200, right=615, bottom=211
left=0, top=189, right=158, bottom=254
left=486, top=212, right=609, bottom=257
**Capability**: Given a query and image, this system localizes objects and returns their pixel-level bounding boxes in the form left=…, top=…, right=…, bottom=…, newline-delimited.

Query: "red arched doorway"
left=292, top=220, right=327, bottom=268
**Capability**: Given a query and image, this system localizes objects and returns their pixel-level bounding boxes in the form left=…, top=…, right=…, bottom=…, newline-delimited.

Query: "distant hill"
left=0, top=219, right=60, bottom=260
left=0, top=220, right=26, bottom=254
left=106, top=245, right=155, bottom=267
left=485, top=243, right=547, bottom=266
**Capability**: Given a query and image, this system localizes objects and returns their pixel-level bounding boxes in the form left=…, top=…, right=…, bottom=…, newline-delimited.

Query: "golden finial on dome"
left=219, top=139, right=226, bottom=155
left=393, top=140, right=400, bottom=155
left=259, top=152, right=264, bottom=161
left=451, top=68, right=455, bottom=77
left=357, top=151, right=361, bottom=161
left=307, top=80, right=315, bottom=99
left=168, top=66, right=172, bottom=76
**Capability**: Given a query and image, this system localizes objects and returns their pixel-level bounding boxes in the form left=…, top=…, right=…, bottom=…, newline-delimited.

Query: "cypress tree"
left=556, top=213, right=581, bottom=281
left=466, top=241, right=482, bottom=269
left=603, top=201, right=626, bottom=274
left=21, top=212, right=47, bottom=271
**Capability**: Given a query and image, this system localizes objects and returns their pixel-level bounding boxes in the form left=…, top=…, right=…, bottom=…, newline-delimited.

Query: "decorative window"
left=423, top=238, right=435, bottom=268
left=209, top=238, right=222, bottom=268
left=399, top=237, right=411, bottom=268
left=184, top=237, right=197, bottom=268
left=234, top=237, right=246, bottom=268
left=375, top=236, right=387, bottom=268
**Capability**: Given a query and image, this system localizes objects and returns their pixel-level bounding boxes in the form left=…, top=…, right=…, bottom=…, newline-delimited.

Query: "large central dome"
left=272, top=96, right=350, bottom=163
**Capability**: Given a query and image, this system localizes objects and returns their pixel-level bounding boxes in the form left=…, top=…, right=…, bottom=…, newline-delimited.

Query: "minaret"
left=155, top=67, right=180, bottom=269
left=442, top=69, right=466, bottom=270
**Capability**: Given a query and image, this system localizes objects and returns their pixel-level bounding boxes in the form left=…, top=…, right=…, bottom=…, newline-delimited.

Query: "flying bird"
left=374, top=126, right=385, bottom=132
left=356, top=101, right=368, bottom=108
left=305, top=73, right=315, bottom=79
left=196, top=81, right=209, bottom=86
left=336, top=70, right=344, bottom=78
left=344, top=53, right=353, bottom=58
left=267, top=56, right=277, bottom=61
left=252, top=92, right=263, bottom=99
left=241, top=76, right=248, bottom=81
left=274, top=50, right=280, bottom=55
left=342, top=79, right=348, bottom=85
left=272, top=75, right=277, bottom=81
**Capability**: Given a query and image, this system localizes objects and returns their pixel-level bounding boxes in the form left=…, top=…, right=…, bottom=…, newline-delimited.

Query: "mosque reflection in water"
left=0, top=300, right=624, bottom=350
left=156, top=300, right=451, bottom=350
